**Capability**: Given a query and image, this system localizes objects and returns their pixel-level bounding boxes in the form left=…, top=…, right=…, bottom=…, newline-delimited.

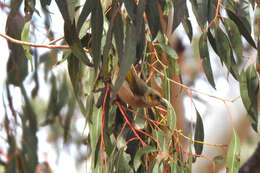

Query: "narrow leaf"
left=226, top=9, right=256, bottom=48
left=194, top=108, right=204, bottom=155
left=172, top=0, right=186, bottom=33
left=64, top=22, right=92, bottom=66
left=134, top=146, right=157, bottom=171
left=112, top=22, right=137, bottom=98
left=190, top=0, right=209, bottom=29
left=77, top=0, right=92, bottom=33
left=223, top=18, right=243, bottom=58
left=162, top=98, right=176, bottom=133
left=91, top=0, right=103, bottom=70
left=240, top=65, right=259, bottom=131
left=226, top=128, right=240, bottom=172
left=21, top=21, right=33, bottom=70
left=160, top=43, right=178, bottom=60
left=55, top=0, right=75, bottom=22
left=145, top=1, right=162, bottom=40
left=199, top=32, right=215, bottom=88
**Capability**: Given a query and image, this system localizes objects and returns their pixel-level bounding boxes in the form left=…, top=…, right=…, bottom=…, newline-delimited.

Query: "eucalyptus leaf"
left=199, top=32, right=215, bottom=88
left=226, top=128, right=240, bottom=172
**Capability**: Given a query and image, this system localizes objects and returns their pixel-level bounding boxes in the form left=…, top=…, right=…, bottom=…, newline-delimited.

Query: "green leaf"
left=40, top=0, right=51, bottom=8
left=215, top=27, right=239, bottom=80
left=257, top=40, right=260, bottom=74
left=160, top=43, right=178, bottom=59
left=226, top=128, right=240, bottom=173
left=55, top=0, right=75, bottom=22
left=226, top=9, right=256, bottom=48
left=102, top=2, right=117, bottom=73
left=190, top=0, right=209, bottom=29
left=6, top=14, right=28, bottom=86
left=113, top=11, right=124, bottom=60
left=85, top=93, right=94, bottom=124
left=64, top=22, right=92, bottom=66
left=91, top=0, right=103, bottom=70
left=116, top=148, right=133, bottom=173
left=145, top=1, right=162, bottom=40
left=112, top=22, right=137, bottom=98
left=240, top=65, right=259, bottom=132
left=67, top=53, right=91, bottom=123
left=172, top=0, right=186, bottom=33
left=223, top=18, right=243, bottom=58
left=90, top=107, right=102, bottom=169
left=134, top=146, right=157, bottom=171
left=181, top=4, right=193, bottom=42
left=254, top=7, right=260, bottom=40
left=194, top=108, right=204, bottom=156
left=21, top=21, right=33, bottom=70
left=163, top=98, right=176, bottom=133
left=226, top=0, right=251, bottom=34
left=124, top=0, right=137, bottom=22
left=76, top=0, right=93, bottom=33
left=207, top=0, right=217, bottom=23
left=199, top=32, right=215, bottom=89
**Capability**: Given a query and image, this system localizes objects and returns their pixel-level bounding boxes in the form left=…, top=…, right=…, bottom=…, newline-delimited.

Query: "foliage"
left=1, top=0, right=260, bottom=172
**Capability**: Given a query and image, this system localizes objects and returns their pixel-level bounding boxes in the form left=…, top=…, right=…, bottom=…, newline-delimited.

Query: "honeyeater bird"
left=114, top=67, right=163, bottom=108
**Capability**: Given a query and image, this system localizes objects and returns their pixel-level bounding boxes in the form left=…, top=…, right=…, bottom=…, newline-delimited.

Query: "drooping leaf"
left=116, top=148, right=133, bottom=173
left=6, top=13, right=28, bottom=86
left=226, top=128, right=240, bottom=172
left=145, top=0, right=162, bottom=40
left=134, top=146, right=157, bottom=171
left=181, top=3, right=193, bottom=42
left=226, top=0, right=251, bottom=34
left=257, top=40, right=260, bottom=74
left=135, top=0, right=146, bottom=62
left=190, top=0, right=209, bottom=29
left=64, top=21, right=92, bottom=66
left=207, top=30, right=218, bottom=56
left=21, top=21, right=33, bottom=70
left=20, top=84, right=38, bottom=173
left=55, top=0, right=75, bottom=23
left=163, top=98, right=176, bottom=133
left=215, top=27, right=239, bottom=80
left=91, top=0, right=104, bottom=70
left=194, top=108, right=204, bottom=156
left=207, top=0, right=217, bottom=23
left=223, top=18, right=243, bottom=59
left=40, top=0, right=51, bottom=8
left=102, top=2, right=118, bottom=72
left=226, top=9, right=256, bottom=48
left=90, top=107, right=102, bottom=170
left=76, top=0, right=93, bottom=33
left=67, top=53, right=91, bottom=123
left=159, top=43, right=178, bottom=60
left=113, top=11, right=124, bottom=61
left=9, top=0, right=23, bottom=17
left=124, top=0, right=137, bottom=22
left=171, top=0, right=186, bottom=33
left=240, top=65, right=259, bottom=132
left=112, top=22, right=137, bottom=98
left=254, top=7, right=260, bottom=41
left=199, top=32, right=215, bottom=89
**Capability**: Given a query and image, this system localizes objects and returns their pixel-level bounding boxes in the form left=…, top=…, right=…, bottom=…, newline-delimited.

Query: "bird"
left=114, top=66, right=163, bottom=108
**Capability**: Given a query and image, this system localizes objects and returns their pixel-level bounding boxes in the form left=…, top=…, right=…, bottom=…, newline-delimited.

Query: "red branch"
left=116, top=101, right=147, bottom=146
